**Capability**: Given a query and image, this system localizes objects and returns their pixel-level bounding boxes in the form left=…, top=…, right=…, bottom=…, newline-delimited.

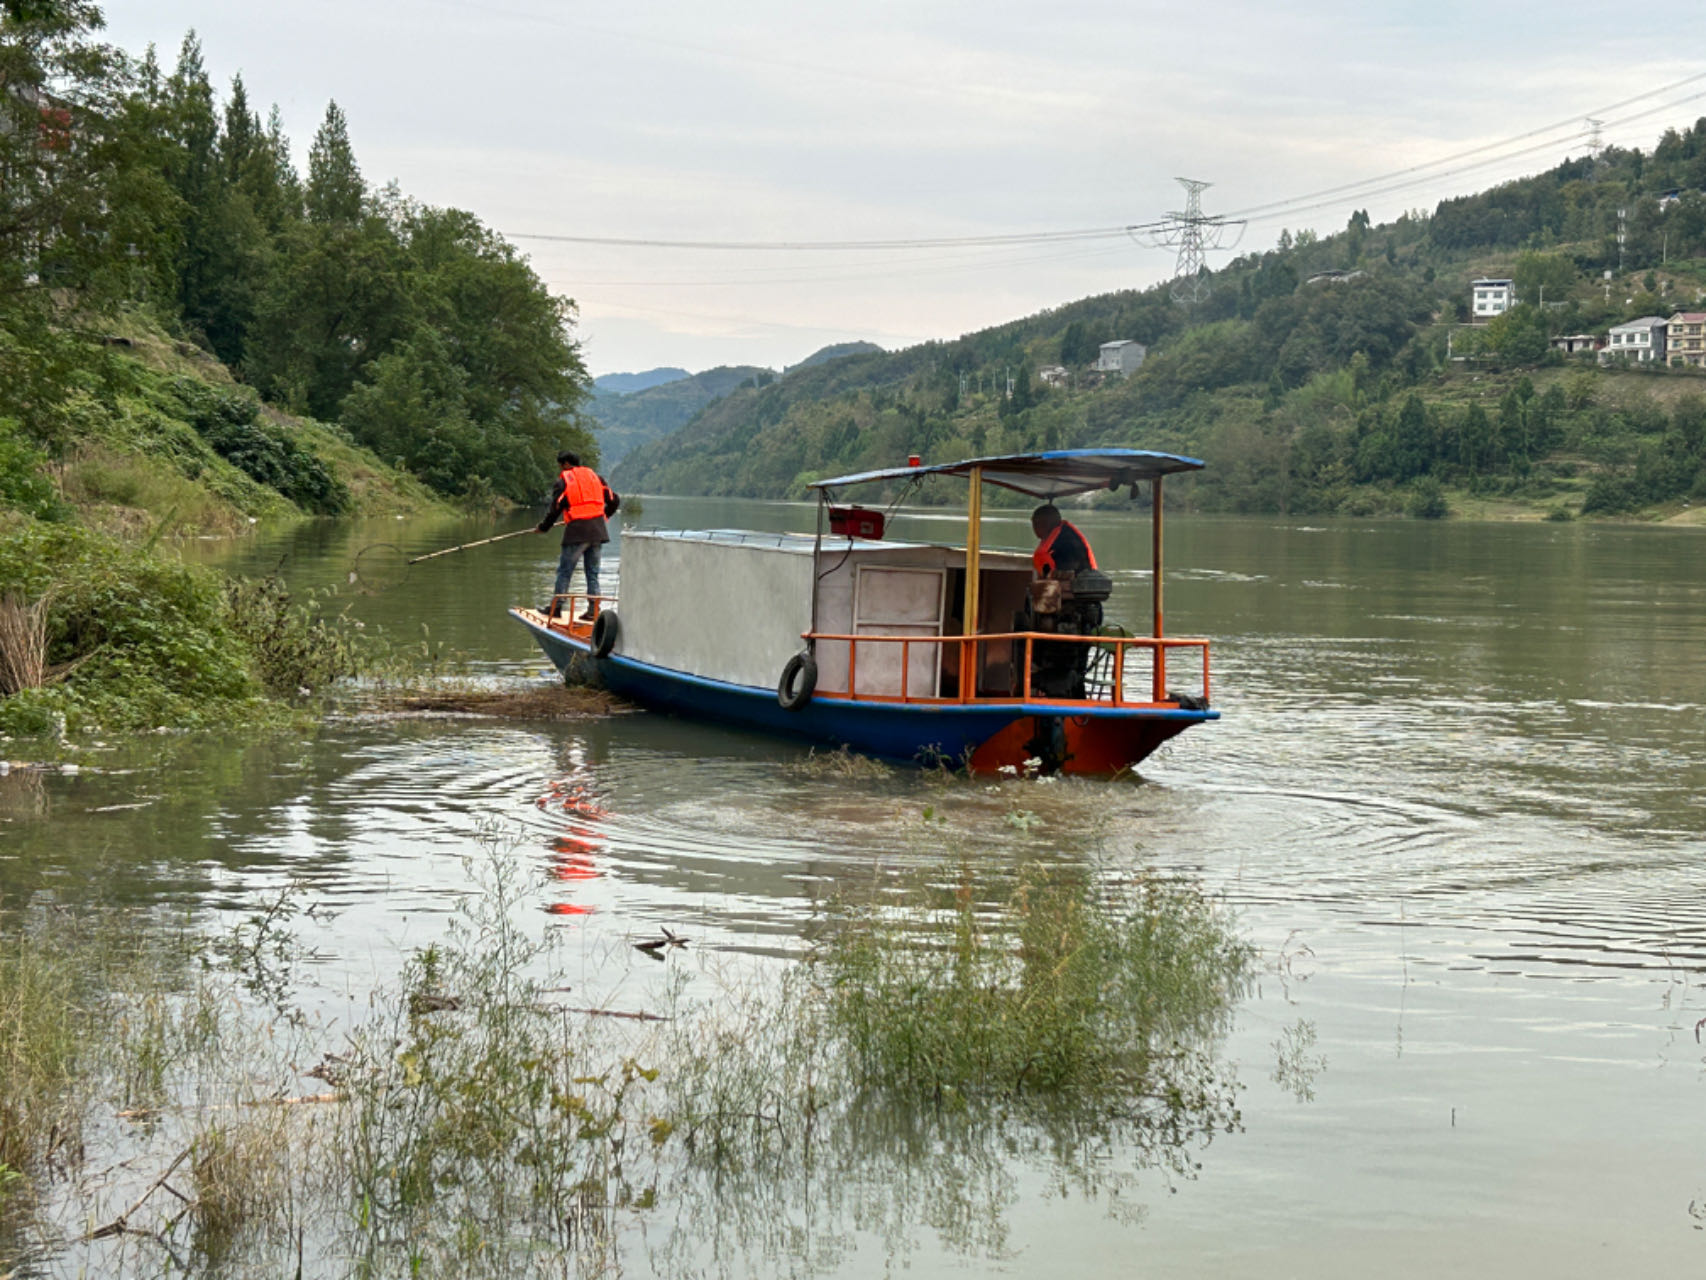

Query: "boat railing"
left=801, top=629, right=1210, bottom=708
left=545, top=592, right=616, bottom=626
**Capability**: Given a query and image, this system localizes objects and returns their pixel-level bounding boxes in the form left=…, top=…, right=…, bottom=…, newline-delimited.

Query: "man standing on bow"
left=537, top=450, right=619, bottom=620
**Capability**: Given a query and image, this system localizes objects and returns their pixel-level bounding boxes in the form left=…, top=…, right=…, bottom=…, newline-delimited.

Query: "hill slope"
left=589, top=365, right=769, bottom=466
left=616, top=124, right=1706, bottom=520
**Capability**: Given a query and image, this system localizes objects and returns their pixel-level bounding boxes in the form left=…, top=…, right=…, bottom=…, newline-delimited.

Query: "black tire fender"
left=591, top=609, right=619, bottom=658
left=778, top=650, right=817, bottom=711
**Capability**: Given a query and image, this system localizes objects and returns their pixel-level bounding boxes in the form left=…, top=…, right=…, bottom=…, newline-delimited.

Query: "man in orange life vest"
left=537, top=451, right=619, bottom=620
left=1029, top=504, right=1098, bottom=699
left=1030, top=504, right=1096, bottom=578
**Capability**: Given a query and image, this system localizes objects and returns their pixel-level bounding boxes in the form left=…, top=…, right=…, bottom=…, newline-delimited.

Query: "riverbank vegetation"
left=0, top=516, right=392, bottom=736
left=616, top=128, right=1706, bottom=523
left=0, top=2, right=605, bottom=737
left=0, top=841, right=1255, bottom=1277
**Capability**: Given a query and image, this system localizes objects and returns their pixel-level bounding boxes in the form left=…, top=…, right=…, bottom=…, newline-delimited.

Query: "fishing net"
left=345, top=542, right=413, bottom=595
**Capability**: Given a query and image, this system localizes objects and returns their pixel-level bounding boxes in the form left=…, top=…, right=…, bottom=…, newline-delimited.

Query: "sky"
left=101, top=1, right=1705, bottom=377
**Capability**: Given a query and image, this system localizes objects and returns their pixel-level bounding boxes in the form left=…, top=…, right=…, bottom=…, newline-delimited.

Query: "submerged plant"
left=337, top=845, right=662, bottom=1276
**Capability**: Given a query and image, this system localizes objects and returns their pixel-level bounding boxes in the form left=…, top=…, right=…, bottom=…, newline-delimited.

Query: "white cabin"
left=617, top=530, right=1034, bottom=699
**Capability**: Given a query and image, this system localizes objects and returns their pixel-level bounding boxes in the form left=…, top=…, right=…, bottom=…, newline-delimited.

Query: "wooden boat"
left=510, top=449, right=1216, bottom=774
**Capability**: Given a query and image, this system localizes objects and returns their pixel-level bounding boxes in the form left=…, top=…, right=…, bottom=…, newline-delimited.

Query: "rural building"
left=1471, top=278, right=1516, bottom=320
left=1550, top=334, right=1601, bottom=356
left=1038, top=365, right=1070, bottom=388
left=1666, top=312, right=1706, bottom=366
left=1096, top=340, right=1146, bottom=377
left=1602, top=316, right=1668, bottom=363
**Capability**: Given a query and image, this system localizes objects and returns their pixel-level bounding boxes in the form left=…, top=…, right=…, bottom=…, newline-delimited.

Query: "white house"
left=1601, top=316, right=1668, bottom=363
left=1096, top=340, right=1146, bottom=376
left=1038, top=364, right=1070, bottom=388
left=1471, top=278, right=1516, bottom=320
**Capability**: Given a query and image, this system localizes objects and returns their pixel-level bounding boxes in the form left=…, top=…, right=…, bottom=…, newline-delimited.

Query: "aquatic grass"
left=0, top=830, right=1261, bottom=1279
left=785, top=745, right=892, bottom=779
left=336, top=844, right=661, bottom=1277
left=0, top=910, right=93, bottom=1204
left=820, top=862, right=1255, bottom=1104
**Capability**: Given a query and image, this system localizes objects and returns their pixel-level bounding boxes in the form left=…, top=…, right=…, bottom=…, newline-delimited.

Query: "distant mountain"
left=592, top=367, right=691, bottom=397
left=785, top=341, right=883, bottom=374
left=590, top=364, right=771, bottom=467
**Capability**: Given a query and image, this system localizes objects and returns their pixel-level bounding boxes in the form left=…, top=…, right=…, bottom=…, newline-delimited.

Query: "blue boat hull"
left=510, top=608, right=1215, bottom=772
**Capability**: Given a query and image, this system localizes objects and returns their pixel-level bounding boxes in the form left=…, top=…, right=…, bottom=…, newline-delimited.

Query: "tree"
left=163, top=33, right=221, bottom=335
left=0, top=2, right=178, bottom=443
left=1060, top=320, right=1099, bottom=366
left=306, top=101, right=363, bottom=224
left=1513, top=250, right=1574, bottom=307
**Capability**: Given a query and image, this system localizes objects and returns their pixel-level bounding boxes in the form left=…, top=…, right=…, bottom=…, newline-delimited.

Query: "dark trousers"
left=553, top=541, right=602, bottom=606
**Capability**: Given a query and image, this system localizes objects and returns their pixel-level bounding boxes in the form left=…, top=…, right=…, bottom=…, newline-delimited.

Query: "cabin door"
left=851, top=566, right=944, bottom=700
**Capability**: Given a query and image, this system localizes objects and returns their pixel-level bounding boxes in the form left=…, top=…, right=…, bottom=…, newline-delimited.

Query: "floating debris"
left=346, top=682, right=630, bottom=721
left=634, top=927, right=690, bottom=957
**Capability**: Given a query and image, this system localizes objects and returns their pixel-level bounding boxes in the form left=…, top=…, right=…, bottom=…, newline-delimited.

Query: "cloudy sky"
left=103, top=1, right=1702, bottom=376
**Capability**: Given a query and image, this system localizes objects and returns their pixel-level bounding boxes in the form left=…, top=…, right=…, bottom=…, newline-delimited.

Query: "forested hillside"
left=617, top=127, right=1706, bottom=520
left=1, top=5, right=594, bottom=521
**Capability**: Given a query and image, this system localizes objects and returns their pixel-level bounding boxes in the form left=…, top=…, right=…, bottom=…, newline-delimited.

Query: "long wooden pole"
left=961, top=466, right=983, bottom=701
left=408, top=527, right=536, bottom=564
left=1152, top=474, right=1166, bottom=702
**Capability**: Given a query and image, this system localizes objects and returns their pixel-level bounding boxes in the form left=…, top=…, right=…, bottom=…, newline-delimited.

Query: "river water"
left=5, top=498, right=1706, bottom=1276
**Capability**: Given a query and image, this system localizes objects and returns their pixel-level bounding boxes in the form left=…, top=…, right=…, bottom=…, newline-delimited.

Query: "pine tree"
left=306, top=101, right=364, bottom=224
left=165, top=33, right=221, bottom=335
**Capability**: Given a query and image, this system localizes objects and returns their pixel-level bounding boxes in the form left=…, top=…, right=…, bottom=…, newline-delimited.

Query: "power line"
left=508, top=225, right=1159, bottom=252
left=1223, top=68, right=1706, bottom=221
left=1146, top=179, right=1244, bottom=304
left=1238, top=86, right=1706, bottom=229
left=505, top=72, right=1706, bottom=258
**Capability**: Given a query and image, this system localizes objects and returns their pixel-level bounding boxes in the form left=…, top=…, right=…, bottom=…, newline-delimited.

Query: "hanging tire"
left=778, top=650, right=817, bottom=711
left=591, top=609, right=619, bottom=658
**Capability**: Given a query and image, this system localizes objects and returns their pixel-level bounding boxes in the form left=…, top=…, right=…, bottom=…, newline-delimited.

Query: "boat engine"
left=1024, top=569, right=1112, bottom=700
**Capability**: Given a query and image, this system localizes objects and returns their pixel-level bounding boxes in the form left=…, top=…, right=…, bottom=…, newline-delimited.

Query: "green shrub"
left=1407, top=476, right=1449, bottom=519
left=0, top=418, right=68, bottom=521
left=222, top=577, right=362, bottom=695
left=168, top=379, right=348, bottom=515
left=0, top=518, right=259, bottom=733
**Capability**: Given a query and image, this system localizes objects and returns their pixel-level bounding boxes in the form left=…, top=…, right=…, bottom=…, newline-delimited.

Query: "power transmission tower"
left=1147, top=178, right=1246, bottom=305
left=1586, top=117, right=1604, bottom=155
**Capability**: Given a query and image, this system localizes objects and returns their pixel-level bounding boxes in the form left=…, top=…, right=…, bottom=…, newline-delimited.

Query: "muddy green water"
left=5, top=498, right=1706, bottom=1276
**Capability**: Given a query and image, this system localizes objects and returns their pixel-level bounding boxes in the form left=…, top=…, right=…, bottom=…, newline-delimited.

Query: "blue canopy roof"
left=809, top=448, right=1203, bottom=500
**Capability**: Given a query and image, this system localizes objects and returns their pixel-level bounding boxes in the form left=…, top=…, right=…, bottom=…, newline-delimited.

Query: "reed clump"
left=0, top=594, right=51, bottom=695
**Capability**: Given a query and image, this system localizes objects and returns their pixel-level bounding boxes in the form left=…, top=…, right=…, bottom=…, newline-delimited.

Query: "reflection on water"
left=7, top=500, right=1706, bottom=1272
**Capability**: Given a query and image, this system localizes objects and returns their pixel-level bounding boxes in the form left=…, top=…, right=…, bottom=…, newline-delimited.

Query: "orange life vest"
left=560, top=466, right=606, bottom=521
left=1032, top=521, right=1097, bottom=576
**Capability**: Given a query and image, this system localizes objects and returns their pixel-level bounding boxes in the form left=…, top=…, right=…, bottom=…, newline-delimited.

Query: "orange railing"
left=802, top=630, right=1211, bottom=708
left=544, top=593, right=616, bottom=625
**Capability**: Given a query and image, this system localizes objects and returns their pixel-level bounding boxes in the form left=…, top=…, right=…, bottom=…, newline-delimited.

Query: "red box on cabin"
left=828, top=506, right=885, bottom=539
